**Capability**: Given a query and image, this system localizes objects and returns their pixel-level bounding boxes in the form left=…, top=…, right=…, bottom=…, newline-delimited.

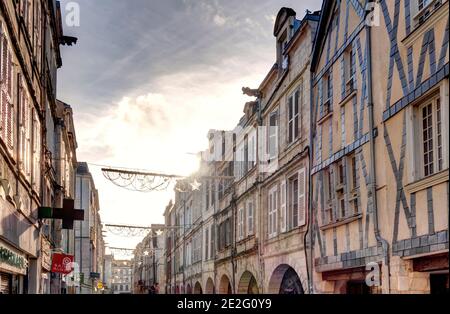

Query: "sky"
left=57, top=0, right=321, bottom=258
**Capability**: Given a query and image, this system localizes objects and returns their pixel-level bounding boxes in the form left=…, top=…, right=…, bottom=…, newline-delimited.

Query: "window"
left=210, top=181, right=216, bottom=207
left=210, top=225, right=215, bottom=259
left=339, top=197, right=346, bottom=219
left=288, top=90, right=300, bottom=144
left=248, top=130, right=257, bottom=169
left=268, top=186, right=278, bottom=238
left=324, top=72, right=332, bottom=104
left=225, top=219, right=231, bottom=246
left=419, top=0, right=433, bottom=10
left=344, top=46, right=355, bottom=96
left=205, top=228, right=209, bottom=260
left=238, top=208, right=244, bottom=240
left=193, top=232, right=202, bottom=263
left=247, top=201, right=254, bottom=236
left=350, top=155, right=357, bottom=191
left=120, top=285, right=123, bottom=291
left=18, top=77, right=32, bottom=180
left=268, top=110, right=278, bottom=159
left=338, top=161, right=345, bottom=185
left=280, top=181, right=287, bottom=232
left=415, top=0, right=444, bottom=25
left=288, top=175, right=299, bottom=229
left=235, top=141, right=246, bottom=180
left=0, top=27, right=14, bottom=152
left=419, top=97, right=444, bottom=177
left=205, top=180, right=210, bottom=209
left=298, top=168, right=306, bottom=226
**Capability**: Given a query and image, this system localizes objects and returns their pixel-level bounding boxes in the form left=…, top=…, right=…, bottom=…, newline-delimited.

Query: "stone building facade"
left=161, top=2, right=448, bottom=295
left=111, top=259, right=132, bottom=294
left=0, top=0, right=77, bottom=294
left=132, top=224, right=165, bottom=294
left=310, top=0, right=448, bottom=294
left=74, top=162, right=105, bottom=294
left=162, top=8, right=320, bottom=295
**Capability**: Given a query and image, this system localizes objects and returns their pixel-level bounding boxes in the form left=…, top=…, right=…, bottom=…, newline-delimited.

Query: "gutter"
left=365, top=3, right=390, bottom=293
left=305, top=69, right=315, bottom=294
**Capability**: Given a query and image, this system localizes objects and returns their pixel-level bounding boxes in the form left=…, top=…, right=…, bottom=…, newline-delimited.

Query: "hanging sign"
left=51, top=253, right=74, bottom=274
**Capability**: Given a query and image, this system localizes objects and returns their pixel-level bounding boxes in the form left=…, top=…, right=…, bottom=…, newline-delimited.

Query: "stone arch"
left=237, top=271, right=259, bottom=294
left=186, top=283, right=192, bottom=294
left=218, top=274, right=233, bottom=294
left=193, top=281, right=203, bottom=294
left=268, top=264, right=304, bottom=294
left=205, top=277, right=215, bottom=294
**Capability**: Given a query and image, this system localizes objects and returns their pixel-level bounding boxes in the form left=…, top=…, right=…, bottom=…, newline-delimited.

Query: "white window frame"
left=204, top=227, right=209, bottom=261
left=288, top=173, right=299, bottom=229
left=280, top=180, right=287, bottom=232
left=268, top=109, right=278, bottom=160
left=268, top=185, right=278, bottom=238
left=417, top=95, right=445, bottom=178
left=247, top=201, right=254, bottom=236
left=248, top=129, right=257, bottom=168
left=237, top=207, right=244, bottom=240
left=288, top=90, right=300, bottom=144
left=298, top=167, right=306, bottom=226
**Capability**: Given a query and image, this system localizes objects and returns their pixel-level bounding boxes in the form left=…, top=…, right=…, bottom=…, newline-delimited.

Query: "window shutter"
left=295, top=89, right=300, bottom=139
left=298, top=168, right=306, bottom=226
left=247, top=202, right=254, bottom=235
left=280, top=180, right=287, bottom=232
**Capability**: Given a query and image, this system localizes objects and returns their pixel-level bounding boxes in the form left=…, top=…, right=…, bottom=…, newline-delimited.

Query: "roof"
left=311, top=0, right=335, bottom=72
left=273, top=7, right=297, bottom=36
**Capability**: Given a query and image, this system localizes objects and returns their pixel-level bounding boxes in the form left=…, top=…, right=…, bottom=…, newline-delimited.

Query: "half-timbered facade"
left=310, top=0, right=448, bottom=294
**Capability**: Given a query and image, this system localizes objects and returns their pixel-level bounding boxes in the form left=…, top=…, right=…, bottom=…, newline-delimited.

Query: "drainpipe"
left=231, top=194, right=237, bottom=293
left=304, top=68, right=316, bottom=294
left=365, top=5, right=390, bottom=293
left=256, top=98, right=265, bottom=293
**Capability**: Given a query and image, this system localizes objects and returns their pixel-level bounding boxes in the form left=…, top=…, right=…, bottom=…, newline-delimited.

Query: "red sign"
left=51, top=253, right=74, bottom=274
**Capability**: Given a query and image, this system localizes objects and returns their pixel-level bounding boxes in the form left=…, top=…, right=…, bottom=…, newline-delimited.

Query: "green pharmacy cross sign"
left=38, top=199, right=84, bottom=229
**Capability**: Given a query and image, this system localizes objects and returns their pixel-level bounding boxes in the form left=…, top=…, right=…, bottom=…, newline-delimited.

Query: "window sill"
left=320, top=213, right=362, bottom=231
left=405, top=169, right=449, bottom=194
left=340, top=89, right=357, bottom=107
left=317, top=110, right=333, bottom=125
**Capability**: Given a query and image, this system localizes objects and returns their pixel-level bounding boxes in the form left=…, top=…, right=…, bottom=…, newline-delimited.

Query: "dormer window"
left=277, top=30, right=289, bottom=72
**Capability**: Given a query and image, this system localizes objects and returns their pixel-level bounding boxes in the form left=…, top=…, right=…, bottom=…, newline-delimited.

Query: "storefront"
left=0, top=240, right=29, bottom=294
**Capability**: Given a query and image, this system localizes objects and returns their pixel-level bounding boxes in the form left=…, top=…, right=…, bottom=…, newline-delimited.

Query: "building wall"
left=310, top=0, right=448, bottom=294
left=0, top=0, right=66, bottom=294
left=74, top=163, right=104, bottom=294
left=111, top=260, right=133, bottom=294
left=161, top=8, right=319, bottom=295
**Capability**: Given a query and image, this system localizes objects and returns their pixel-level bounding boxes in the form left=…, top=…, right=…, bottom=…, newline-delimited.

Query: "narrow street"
left=0, top=0, right=448, bottom=297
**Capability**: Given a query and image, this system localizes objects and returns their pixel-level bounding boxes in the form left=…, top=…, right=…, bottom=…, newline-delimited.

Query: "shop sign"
left=41, top=237, right=52, bottom=271
left=51, top=253, right=74, bottom=275
left=0, top=241, right=28, bottom=275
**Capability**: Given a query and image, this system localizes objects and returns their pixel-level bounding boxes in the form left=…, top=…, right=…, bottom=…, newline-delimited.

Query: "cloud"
left=213, top=14, right=227, bottom=26
left=58, top=0, right=323, bottom=255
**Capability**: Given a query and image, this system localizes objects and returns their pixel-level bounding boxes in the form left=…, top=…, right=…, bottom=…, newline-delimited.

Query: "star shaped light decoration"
left=143, top=251, right=149, bottom=256
left=155, top=229, right=163, bottom=236
left=190, top=179, right=202, bottom=191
